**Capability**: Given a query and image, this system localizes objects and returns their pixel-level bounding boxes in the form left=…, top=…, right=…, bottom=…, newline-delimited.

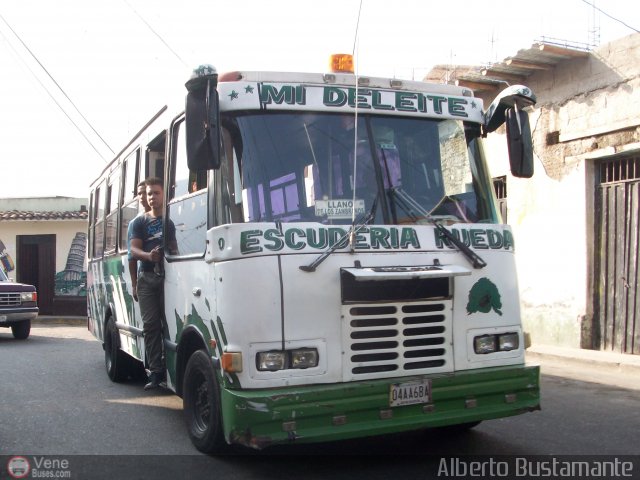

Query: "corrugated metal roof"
left=0, top=210, right=88, bottom=221
left=424, top=40, right=591, bottom=94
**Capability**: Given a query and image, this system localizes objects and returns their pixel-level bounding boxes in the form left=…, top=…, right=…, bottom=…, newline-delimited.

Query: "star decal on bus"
left=244, top=85, right=254, bottom=94
left=229, top=90, right=239, bottom=100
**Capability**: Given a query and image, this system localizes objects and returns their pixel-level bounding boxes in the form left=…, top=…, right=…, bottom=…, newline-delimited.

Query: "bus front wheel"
left=104, top=317, right=129, bottom=382
left=183, top=350, right=226, bottom=453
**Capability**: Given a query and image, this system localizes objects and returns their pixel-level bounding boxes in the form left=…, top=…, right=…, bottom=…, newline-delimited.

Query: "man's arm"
left=131, top=238, right=162, bottom=263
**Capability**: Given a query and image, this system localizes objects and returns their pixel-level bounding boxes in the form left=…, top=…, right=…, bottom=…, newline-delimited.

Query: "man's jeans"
left=137, top=272, right=165, bottom=374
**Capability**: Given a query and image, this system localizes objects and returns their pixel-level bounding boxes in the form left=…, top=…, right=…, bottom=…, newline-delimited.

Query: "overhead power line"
left=580, top=0, right=640, bottom=34
left=0, top=21, right=111, bottom=161
left=0, top=13, right=115, bottom=161
left=123, top=0, right=189, bottom=68
left=351, top=0, right=363, bottom=57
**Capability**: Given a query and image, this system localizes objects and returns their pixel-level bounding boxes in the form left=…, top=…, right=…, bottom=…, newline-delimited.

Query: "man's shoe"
left=144, top=372, right=162, bottom=390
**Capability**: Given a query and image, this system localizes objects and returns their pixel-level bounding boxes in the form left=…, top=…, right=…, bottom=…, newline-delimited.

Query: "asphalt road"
left=1, top=323, right=639, bottom=479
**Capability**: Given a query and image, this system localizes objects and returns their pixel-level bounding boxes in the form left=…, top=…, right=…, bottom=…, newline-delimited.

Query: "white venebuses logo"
left=7, top=457, right=30, bottom=479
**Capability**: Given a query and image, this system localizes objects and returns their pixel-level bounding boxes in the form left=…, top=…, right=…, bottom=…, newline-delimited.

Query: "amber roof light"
left=330, top=54, right=354, bottom=73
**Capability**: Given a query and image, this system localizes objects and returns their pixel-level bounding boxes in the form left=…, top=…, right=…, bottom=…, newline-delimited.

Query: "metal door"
left=594, top=155, right=640, bottom=354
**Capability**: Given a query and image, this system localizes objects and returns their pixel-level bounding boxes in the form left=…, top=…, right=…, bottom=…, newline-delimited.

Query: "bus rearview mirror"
left=185, top=77, right=221, bottom=171
left=506, top=108, right=534, bottom=178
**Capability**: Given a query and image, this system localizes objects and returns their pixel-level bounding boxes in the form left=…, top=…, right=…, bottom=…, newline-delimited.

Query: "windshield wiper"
left=300, top=198, right=378, bottom=273
left=390, top=187, right=487, bottom=269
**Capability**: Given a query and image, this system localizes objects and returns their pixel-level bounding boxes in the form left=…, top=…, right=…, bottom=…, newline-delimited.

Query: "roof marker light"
left=330, top=54, right=354, bottom=74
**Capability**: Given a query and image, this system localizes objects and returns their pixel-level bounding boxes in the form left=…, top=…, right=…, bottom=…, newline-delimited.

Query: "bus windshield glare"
left=221, top=113, right=498, bottom=226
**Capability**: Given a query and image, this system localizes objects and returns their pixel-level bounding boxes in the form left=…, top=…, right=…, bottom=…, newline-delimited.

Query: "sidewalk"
left=34, top=315, right=86, bottom=326
left=526, top=344, right=640, bottom=376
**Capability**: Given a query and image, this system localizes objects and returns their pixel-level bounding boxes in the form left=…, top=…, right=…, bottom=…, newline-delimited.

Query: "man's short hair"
left=137, top=180, right=146, bottom=188
left=145, top=177, right=163, bottom=189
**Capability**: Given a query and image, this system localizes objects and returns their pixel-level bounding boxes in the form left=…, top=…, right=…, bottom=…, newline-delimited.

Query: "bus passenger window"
left=93, top=182, right=105, bottom=258
left=171, top=123, right=192, bottom=199
left=166, top=119, right=207, bottom=256
left=120, top=150, right=142, bottom=252
left=189, top=170, right=207, bottom=194
left=104, top=173, right=120, bottom=254
left=146, top=131, right=166, bottom=183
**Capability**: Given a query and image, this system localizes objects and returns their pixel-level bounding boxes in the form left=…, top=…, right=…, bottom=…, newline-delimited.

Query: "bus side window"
left=146, top=131, right=166, bottom=181
left=119, top=149, right=141, bottom=252
left=219, top=125, right=244, bottom=224
left=93, top=181, right=105, bottom=258
left=104, top=172, right=120, bottom=255
left=166, top=119, right=207, bottom=257
left=87, top=191, right=94, bottom=259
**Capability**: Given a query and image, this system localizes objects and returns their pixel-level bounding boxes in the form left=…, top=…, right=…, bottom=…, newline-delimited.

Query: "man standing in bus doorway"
left=128, top=180, right=151, bottom=302
left=129, top=177, right=175, bottom=390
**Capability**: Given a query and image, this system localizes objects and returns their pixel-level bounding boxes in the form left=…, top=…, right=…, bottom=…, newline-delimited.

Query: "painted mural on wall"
left=0, top=239, right=15, bottom=273
left=55, top=232, right=87, bottom=296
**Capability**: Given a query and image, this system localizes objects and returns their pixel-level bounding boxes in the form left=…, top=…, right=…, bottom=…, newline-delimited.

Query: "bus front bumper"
left=221, top=364, right=540, bottom=449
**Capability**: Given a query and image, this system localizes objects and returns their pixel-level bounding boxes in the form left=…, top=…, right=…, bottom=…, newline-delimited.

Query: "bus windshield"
left=221, top=112, right=498, bottom=226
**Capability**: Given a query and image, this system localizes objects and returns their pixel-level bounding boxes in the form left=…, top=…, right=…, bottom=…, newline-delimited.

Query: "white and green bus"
left=87, top=56, right=540, bottom=453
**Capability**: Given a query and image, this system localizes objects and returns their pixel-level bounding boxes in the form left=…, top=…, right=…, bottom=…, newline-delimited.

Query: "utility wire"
left=580, top=0, right=639, bottom=34
left=123, top=0, right=189, bottom=68
left=0, top=21, right=110, bottom=162
left=0, top=13, right=114, bottom=157
left=352, top=0, right=363, bottom=57
left=350, top=0, right=363, bottom=228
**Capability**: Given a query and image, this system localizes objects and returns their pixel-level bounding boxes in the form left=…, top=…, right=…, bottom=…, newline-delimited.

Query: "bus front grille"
left=343, top=300, right=453, bottom=380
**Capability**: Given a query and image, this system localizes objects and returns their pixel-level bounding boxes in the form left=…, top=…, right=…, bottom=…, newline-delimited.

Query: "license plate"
left=389, top=379, right=431, bottom=407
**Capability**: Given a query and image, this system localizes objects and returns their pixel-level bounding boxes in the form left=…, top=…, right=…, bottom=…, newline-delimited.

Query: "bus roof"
left=217, top=70, right=484, bottom=123
left=219, top=70, right=474, bottom=98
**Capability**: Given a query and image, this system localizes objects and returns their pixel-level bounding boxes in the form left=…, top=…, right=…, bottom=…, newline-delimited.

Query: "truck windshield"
left=221, top=112, right=498, bottom=225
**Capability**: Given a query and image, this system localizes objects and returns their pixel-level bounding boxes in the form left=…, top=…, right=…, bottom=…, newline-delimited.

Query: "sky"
left=0, top=0, right=637, bottom=199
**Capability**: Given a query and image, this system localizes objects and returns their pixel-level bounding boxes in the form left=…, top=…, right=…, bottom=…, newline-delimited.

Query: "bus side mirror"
left=185, top=65, right=221, bottom=171
left=485, top=85, right=536, bottom=178
left=506, top=107, right=534, bottom=178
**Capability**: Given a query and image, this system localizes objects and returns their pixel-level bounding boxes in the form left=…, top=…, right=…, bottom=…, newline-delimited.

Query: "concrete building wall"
left=486, top=33, right=640, bottom=348
left=0, top=220, right=87, bottom=281
left=0, top=197, right=88, bottom=213
left=0, top=197, right=88, bottom=315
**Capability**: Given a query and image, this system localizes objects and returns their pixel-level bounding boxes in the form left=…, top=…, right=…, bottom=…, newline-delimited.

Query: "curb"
left=526, top=344, right=640, bottom=376
left=33, top=316, right=87, bottom=326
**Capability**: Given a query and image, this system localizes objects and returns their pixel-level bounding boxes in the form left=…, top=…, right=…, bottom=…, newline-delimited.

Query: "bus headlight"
left=474, top=335, right=497, bottom=354
left=257, top=351, right=287, bottom=371
left=498, top=332, right=519, bottom=351
left=291, top=348, right=318, bottom=369
left=256, top=348, right=319, bottom=371
left=474, top=332, right=520, bottom=354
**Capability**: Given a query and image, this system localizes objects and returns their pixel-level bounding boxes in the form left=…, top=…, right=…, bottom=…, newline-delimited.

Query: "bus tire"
left=183, top=350, right=226, bottom=453
left=104, top=317, right=129, bottom=382
left=11, top=320, right=31, bottom=340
